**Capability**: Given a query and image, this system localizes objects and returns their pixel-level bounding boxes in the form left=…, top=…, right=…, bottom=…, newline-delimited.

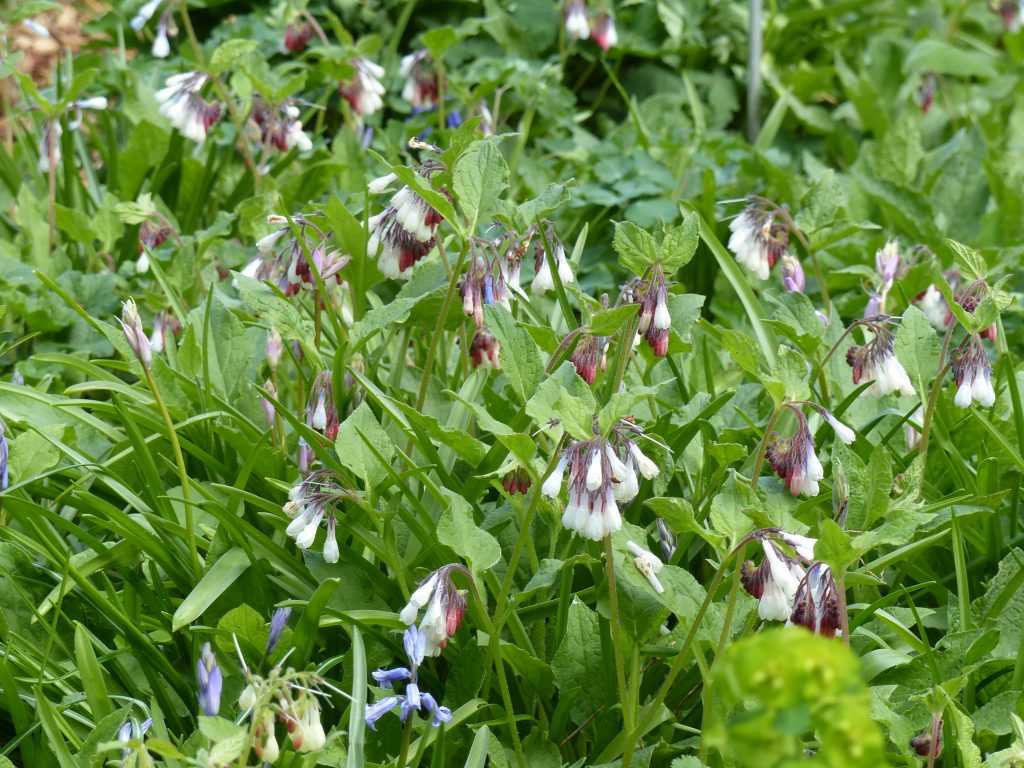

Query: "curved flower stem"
left=749, top=404, right=784, bottom=490
left=396, top=715, right=414, bottom=768
left=414, top=242, right=469, bottom=411
left=144, top=367, right=199, bottom=576
left=603, top=535, right=634, bottom=768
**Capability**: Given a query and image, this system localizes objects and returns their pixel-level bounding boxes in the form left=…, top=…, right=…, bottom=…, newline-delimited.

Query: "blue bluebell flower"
left=403, top=625, right=426, bottom=667
left=196, top=642, right=222, bottom=716
left=372, top=666, right=411, bottom=688
left=0, top=421, right=8, bottom=491
left=420, top=692, right=453, bottom=727
left=365, top=696, right=400, bottom=730
left=266, top=607, right=291, bottom=654
left=446, top=110, right=463, bottom=129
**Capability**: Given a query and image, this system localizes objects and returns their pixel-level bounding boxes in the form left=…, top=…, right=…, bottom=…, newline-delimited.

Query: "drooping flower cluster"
left=461, top=253, right=512, bottom=327
left=365, top=625, right=453, bottom=730
left=341, top=58, right=386, bottom=119
left=845, top=318, right=915, bottom=396
left=283, top=469, right=354, bottom=562
left=569, top=332, right=609, bottom=385
left=951, top=334, right=996, bottom=408
left=298, top=371, right=339, bottom=472
left=38, top=98, right=108, bottom=172
left=243, top=214, right=349, bottom=296
left=156, top=72, right=222, bottom=144
left=131, top=0, right=175, bottom=57
left=251, top=100, right=313, bottom=155
left=563, top=0, right=619, bottom=48
left=237, top=653, right=334, bottom=758
left=400, top=50, right=440, bottom=112
left=367, top=159, right=447, bottom=279
left=949, top=278, right=998, bottom=341
left=399, top=564, right=468, bottom=656
left=502, top=467, right=531, bottom=495
left=470, top=330, right=501, bottom=369
left=727, top=199, right=792, bottom=281
left=634, top=264, right=672, bottom=356
left=531, top=229, right=575, bottom=295
left=541, top=421, right=660, bottom=541
left=740, top=530, right=840, bottom=636
left=765, top=404, right=854, bottom=498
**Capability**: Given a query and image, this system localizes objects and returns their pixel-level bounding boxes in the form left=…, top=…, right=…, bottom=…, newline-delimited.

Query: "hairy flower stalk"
left=367, top=159, right=447, bottom=279
left=399, top=565, right=469, bottom=656
left=156, top=72, right=222, bottom=144
left=283, top=469, right=354, bottom=562
left=951, top=334, right=996, bottom=408
left=727, top=198, right=792, bottom=281
left=542, top=421, right=660, bottom=540
left=845, top=318, right=915, bottom=396
left=341, top=58, right=386, bottom=119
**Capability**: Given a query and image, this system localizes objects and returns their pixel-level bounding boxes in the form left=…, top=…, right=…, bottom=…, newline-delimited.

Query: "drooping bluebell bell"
left=365, top=696, right=401, bottom=730
left=266, top=607, right=292, bottom=654
left=196, top=642, right=222, bottom=716
left=118, top=717, right=153, bottom=758
left=366, top=626, right=454, bottom=731
left=372, top=666, right=411, bottom=688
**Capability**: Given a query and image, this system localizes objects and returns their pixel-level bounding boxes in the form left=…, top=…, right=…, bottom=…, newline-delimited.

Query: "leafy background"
left=2, top=0, right=1024, bottom=766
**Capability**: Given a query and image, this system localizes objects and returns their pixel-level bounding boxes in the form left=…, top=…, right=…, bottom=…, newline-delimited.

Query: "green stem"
left=414, top=243, right=468, bottom=411
left=599, top=58, right=649, bottom=151
left=749, top=404, right=783, bottom=490
left=144, top=367, right=199, bottom=576
left=603, top=535, right=634, bottom=768
left=396, top=715, right=414, bottom=768
left=917, top=324, right=957, bottom=490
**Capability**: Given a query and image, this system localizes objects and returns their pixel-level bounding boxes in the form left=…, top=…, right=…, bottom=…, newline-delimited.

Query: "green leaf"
left=525, top=362, right=598, bottom=440
left=464, top=725, right=491, bottom=768
left=895, top=305, right=940, bottom=398
left=814, top=519, right=857, bottom=573
left=484, top=304, right=543, bottom=403
left=453, top=139, right=510, bottom=234
left=346, top=626, right=367, bottom=768
left=437, top=489, right=501, bottom=572
left=904, top=39, right=998, bottom=79
left=589, top=304, right=639, bottom=337
left=421, top=26, right=458, bottom=59
left=74, top=623, right=112, bottom=722
left=764, top=345, right=810, bottom=404
left=659, top=212, right=699, bottom=271
left=946, top=239, right=988, bottom=282
left=613, top=220, right=659, bottom=275
left=209, top=39, right=259, bottom=74
left=551, top=598, right=615, bottom=724
left=335, top=402, right=395, bottom=489
left=669, top=293, right=705, bottom=343
left=171, top=548, right=251, bottom=632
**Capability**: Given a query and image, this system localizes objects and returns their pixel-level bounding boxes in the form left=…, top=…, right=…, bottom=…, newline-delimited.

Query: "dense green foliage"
left=2, top=0, right=1024, bottom=766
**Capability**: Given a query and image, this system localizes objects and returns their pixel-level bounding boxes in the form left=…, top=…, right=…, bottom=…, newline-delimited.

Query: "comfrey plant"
left=365, top=626, right=453, bottom=730
left=340, top=58, right=386, bottom=120
left=367, top=155, right=448, bottom=279
left=156, top=72, right=222, bottom=144
left=531, top=226, right=575, bottom=294
left=845, top=316, right=915, bottom=397
left=283, top=469, right=357, bottom=562
left=399, top=50, right=440, bottom=112
left=399, top=564, right=468, bottom=656
left=727, top=197, right=796, bottom=281
left=541, top=420, right=660, bottom=541
left=631, top=263, right=672, bottom=356
left=764, top=403, right=854, bottom=498
left=243, top=214, right=349, bottom=296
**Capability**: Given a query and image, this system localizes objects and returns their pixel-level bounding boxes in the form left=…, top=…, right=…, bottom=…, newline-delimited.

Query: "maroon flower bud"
left=502, top=467, right=531, bottom=495
left=284, top=23, right=314, bottom=52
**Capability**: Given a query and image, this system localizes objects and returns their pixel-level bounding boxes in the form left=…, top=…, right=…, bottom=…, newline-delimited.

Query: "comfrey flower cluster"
left=298, top=371, right=339, bottom=471
left=244, top=214, right=349, bottom=298
left=563, top=0, right=618, bottom=50
left=340, top=58, right=386, bottom=119
left=727, top=198, right=794, bottom=282
left=156, top=72, right=222, bottom=144
left=367, top=157, right=447, bottom=279
left=531, top=229, right=575, bottom=295
left=399, top=564, right=468, bottom=656
left=130, top=0, right=174, bottom=57
left=541, top=421, right=660, bottom=541
left=632, top=264, right=673, bottom=356
left=400, top=50, right=440, bottom=112
left=845, top=317, right=915, bottom=397
left=765, top=403, right=854, bottom=498
left=570, top=332, right=609, bottom=385
left=236, top=646, right=336, bottom=759
left=461, top=249, right=512, bottom=368
left=283, top=469, right=355, bottom=562
left=864, top=240, right=902, bottom=318
left=740, top=530, right=842, bottom=637
left=951, top=334, right=996, bottom=409
left=251, top=100, right=313, bottom=155
left=365, top=625, right=453, bottom=730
